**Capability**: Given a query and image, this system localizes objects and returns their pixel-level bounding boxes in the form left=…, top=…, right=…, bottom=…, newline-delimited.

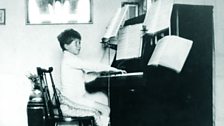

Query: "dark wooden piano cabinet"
left=90, top=4, right=214, bottom=126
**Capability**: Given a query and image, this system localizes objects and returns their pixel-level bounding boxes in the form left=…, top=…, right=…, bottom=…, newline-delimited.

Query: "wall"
left=0, top=0, right=224, bottom=126
left=0, top=0, right=121, bottom=126
left=0, top=0, right=122, bottom=76
left=213, top=1, right=224, bottom=126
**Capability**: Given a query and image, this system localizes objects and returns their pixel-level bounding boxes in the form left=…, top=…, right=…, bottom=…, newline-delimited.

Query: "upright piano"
left=87, top=4, right=213, bottom=126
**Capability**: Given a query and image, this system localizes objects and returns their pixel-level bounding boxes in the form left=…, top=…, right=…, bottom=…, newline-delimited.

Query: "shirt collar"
left=63, top=50, right=79, bottom=58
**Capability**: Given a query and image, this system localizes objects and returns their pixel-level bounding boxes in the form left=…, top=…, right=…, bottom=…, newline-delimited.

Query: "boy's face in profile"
left=65, top=38, right=81, bottom=55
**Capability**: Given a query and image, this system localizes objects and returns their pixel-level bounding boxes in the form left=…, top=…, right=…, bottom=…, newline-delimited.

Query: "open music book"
left=143, top=0, right=174, bottom=35
left=102, top=0, right=174, bottom=62
left=116, top=24, right=144, bottom=60
left=147, top=36, right=193, bottom=73
left=103, top=6, right=129, bottom=39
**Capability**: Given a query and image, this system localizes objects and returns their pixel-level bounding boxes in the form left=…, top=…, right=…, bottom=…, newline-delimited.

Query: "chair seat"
left=54, top=115, right=94, bottom=122
left=53, top=105, right=95, bottom=122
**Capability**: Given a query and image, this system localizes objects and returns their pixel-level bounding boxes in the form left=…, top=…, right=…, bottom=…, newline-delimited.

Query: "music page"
left=143, top=0, right=174, bottom=34
left=116, top=24, right=143, bottom=60
left=148, top=35, right=193, bottom=73
left=103, top=6, right=128, bottom=39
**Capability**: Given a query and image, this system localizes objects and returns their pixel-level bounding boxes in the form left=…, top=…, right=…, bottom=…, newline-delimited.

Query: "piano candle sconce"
left=101, top=38, right=117, bottom=50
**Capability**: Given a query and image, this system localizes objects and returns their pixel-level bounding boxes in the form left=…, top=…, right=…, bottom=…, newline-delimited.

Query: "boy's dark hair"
left=57, top=28, right=81, bottom=51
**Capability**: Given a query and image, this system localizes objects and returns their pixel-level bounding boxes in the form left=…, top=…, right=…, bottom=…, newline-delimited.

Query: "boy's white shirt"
left=61, top=51, right=118, bottom=107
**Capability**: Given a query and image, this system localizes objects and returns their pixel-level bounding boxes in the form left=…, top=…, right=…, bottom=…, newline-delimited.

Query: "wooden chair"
left=37, top=67, right=96, bottom=126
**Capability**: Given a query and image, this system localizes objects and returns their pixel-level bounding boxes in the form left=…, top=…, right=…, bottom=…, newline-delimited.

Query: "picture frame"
left=26, top=0, right=93, bottom=25
left=0, top=9, right=6, bottom=25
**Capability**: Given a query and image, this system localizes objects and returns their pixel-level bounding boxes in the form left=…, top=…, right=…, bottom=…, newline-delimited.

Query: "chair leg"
left=90, top=119, right=94, bottom=126
left=79, top=121, right=83, bottom=126
left=81, top=120, right=93, bottom=126
left=82, top=120, right=88, bottom=126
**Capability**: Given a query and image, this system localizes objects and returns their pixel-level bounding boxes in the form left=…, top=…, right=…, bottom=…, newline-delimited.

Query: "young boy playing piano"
left=57, top=28, right=125, bottom=126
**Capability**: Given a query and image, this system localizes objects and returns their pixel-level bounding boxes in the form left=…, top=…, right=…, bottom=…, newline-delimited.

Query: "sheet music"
left=116, top=24, right=143, bottom=60
left=148, top=35, right=193, bottom=73
left=103, top=6, right=129, bottom=39
left=143, top=0, right=174, bottom=35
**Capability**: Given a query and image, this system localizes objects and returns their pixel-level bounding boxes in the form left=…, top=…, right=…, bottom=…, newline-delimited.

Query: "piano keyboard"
left=88, top=71, right=145, bottom=88
left=100, top=72, right=143, bottom=78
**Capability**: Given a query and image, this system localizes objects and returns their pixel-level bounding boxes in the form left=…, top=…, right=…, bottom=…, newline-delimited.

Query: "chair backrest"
left=37, top=67, right=63, bottom=118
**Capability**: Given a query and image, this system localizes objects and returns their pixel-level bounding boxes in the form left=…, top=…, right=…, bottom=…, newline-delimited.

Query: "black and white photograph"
left=26, top=0, right=92, bottom=24
left=0, top=0, right=224, bottom=126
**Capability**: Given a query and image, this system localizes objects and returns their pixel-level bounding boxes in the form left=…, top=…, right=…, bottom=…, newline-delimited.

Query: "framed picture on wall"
left=0, top=9, right=5, bottom=24
left=26, top=0, right=93, bottom=25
